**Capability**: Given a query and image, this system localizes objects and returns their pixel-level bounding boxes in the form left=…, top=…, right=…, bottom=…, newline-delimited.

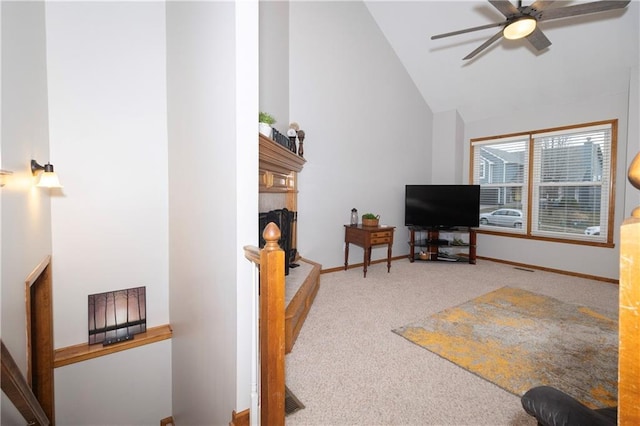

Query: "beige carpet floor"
left=284, top=259, right=619, bottom=426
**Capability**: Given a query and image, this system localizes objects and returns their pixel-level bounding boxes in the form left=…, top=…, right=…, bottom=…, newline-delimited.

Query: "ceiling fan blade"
left=431, top=21, right=505, bottom=40
left=463, top=30, right=504, bottom=60
left=537, top=0, right=630, bottom=22
left=528, top=1, right=556, bottom=12
left=526, top=27, right=552, bottom=51
left=488, top=0, right=520, bottom=18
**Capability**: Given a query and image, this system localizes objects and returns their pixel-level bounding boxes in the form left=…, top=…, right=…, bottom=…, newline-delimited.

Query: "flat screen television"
left=405, top=184, right=480, bottom=228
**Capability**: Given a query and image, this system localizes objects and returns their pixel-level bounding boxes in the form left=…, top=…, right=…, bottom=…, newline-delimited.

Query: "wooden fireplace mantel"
left=259, top=134, right=305, bottom=205
left=258, top=133, right=320, bottom=353
left=259, top=133, right=305, bottom=176
left=259, top=133, right=305, bottom=261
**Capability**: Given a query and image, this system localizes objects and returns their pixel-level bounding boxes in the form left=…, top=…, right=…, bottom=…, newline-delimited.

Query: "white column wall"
left=1, top=2, right=52, bottom=424
left=236, top=0, right=259, bottom=413
left=167, top=1, right=257, bottom=422
left=45, top=3, right=171, bottom=424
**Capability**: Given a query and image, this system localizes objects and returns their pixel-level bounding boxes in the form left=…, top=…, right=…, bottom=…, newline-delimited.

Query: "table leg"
left=387, top=243, right=392, bottom=273
left=363, top=248, right=369, bottom=277
left=344, top=242, right=349, bottom=270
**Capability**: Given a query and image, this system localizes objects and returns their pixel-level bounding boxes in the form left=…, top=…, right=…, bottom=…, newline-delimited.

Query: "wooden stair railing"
left=1, top=339, right=50, bottom=426
left=243, top=222, right=285, bottom=426
left=619, top=152, right=640, bottom=425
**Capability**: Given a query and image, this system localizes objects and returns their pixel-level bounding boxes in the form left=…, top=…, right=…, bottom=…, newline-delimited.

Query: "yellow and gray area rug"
left=393, top=286, right=618, bottom=408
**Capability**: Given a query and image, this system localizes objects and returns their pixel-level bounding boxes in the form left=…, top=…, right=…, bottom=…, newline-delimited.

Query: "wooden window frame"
left=471, top=119, right=617, bottom=247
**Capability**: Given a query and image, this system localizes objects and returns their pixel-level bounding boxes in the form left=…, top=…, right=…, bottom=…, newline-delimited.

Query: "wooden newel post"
left=262, top=222, right=282, bottom=252
left=619, top=152, right=640, bottom=425
left=260, top=222, right=285, bottom=426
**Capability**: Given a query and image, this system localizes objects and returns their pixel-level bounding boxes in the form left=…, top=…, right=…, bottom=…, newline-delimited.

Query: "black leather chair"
left=521, top=386, right=617, bottom=426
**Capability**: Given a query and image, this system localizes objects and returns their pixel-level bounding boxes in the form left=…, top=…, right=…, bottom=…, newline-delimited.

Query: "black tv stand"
left=408, top=226, right=476, bottom=264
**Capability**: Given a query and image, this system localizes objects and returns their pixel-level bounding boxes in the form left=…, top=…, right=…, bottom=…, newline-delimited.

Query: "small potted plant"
left=362, top=213, right=380, bottom=227
left=259, top=111, right=276, bottom=138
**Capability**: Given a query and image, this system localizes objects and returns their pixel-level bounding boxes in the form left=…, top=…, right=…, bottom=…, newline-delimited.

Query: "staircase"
left=1, top=339, right=50, bottom=426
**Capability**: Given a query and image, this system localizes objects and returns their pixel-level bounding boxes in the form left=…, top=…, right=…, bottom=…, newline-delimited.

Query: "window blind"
left=471, top=120, right=615, bottom=244
left=531, top=124, right=612, bottom=242
left=472, top=136, right=529, bottom=234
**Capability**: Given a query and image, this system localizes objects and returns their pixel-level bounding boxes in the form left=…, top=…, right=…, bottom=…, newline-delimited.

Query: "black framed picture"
left=88, top=286, right=146, bottom=345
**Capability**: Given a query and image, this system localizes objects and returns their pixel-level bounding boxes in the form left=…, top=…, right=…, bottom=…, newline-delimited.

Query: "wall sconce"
left=0, top=169, right=12, bottom=187
left=31, top=160, right=63, bottom=188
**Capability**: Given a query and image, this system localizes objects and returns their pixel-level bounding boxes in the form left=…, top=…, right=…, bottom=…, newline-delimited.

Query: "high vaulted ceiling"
left=365, top=1, right=639, bottom=123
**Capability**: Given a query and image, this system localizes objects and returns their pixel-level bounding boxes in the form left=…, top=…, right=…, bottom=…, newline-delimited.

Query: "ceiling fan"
left=431, top=0, right=630, bottom=60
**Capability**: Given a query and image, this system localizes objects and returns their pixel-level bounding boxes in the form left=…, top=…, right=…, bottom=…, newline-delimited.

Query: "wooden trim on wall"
left=319, top=255, right=412, bottom=274
left=160, top=416, right=175, bottom=426
left=53, top=324, right=173, bottom=368
left=475, top=228, right=616, bottom=249
left=229, top=409, right=250, bottom=426
left=476, top=256, right=618, bottom=284
left=25, top=255, right=52, bottom=386
left=25, top=255, right=55, bottom=425
left=321, top=256, right=617, bottom=284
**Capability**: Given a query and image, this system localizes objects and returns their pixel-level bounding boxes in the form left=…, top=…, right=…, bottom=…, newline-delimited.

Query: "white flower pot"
left=259, top=122, right=272, bottom=138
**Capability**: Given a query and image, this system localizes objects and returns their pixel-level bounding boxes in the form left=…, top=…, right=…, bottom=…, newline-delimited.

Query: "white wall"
left=235, top=0, right=259, bottom=413
left=260, top=1, right=289, bottom=130
left=432, top=110, right=465, bottom=183
left=289, top=1, right=433, bottom=270
left=45, top=2, right=171, bottom=424
left=1, top=2, right=52, bottom=424
left=54, top=341, right=171, bottom=426
left=466, top=90, right=634, bottom=280
left=166, top=1, right=258, bottom=423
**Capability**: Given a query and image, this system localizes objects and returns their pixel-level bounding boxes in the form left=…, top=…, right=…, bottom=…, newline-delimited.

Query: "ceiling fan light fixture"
left=503, top=17, right=537, bottom=40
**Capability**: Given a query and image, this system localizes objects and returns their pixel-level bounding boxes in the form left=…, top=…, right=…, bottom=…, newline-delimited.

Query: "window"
left=471, top=120, right=616, bottom=245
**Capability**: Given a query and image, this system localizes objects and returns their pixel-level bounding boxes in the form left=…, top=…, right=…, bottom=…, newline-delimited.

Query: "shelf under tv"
left=408, top=226, right=477, bottom=264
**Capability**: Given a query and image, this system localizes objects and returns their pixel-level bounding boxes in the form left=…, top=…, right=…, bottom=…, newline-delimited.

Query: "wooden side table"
left=344, top=225, right=395, bottom=277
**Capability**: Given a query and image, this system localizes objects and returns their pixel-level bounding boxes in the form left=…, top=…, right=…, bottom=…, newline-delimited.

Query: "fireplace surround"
left=258, top=132, right=320, bottom=353
left=259, top=208, right=296, bottom=275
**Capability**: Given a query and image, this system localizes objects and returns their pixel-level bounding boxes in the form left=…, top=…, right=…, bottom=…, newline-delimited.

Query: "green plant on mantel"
left=259, top=111, right=276, bottom=125
left=362, top=213, right=379, bottom=219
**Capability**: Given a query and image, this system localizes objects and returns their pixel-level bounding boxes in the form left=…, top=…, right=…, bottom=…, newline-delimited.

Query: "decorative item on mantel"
left=288, top=122, right=299, bottom=154
left=272, top=127, right=293, bottom=150
left=259, top=111, right=276, bottom=139
left=287, top=129, right=298, bottom=154
left=297, top=129, right=305, bottom=157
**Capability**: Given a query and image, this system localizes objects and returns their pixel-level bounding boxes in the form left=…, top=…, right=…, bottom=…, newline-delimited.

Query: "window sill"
left=477, top=228, right=615, bottom=248
left=53, top=324, right=172, bottom=368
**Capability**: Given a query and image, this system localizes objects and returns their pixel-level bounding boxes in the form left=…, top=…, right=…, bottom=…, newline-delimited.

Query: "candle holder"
left=288, top=123, right=299, bottom=154
left=297, top=130, right=305, bottom=157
